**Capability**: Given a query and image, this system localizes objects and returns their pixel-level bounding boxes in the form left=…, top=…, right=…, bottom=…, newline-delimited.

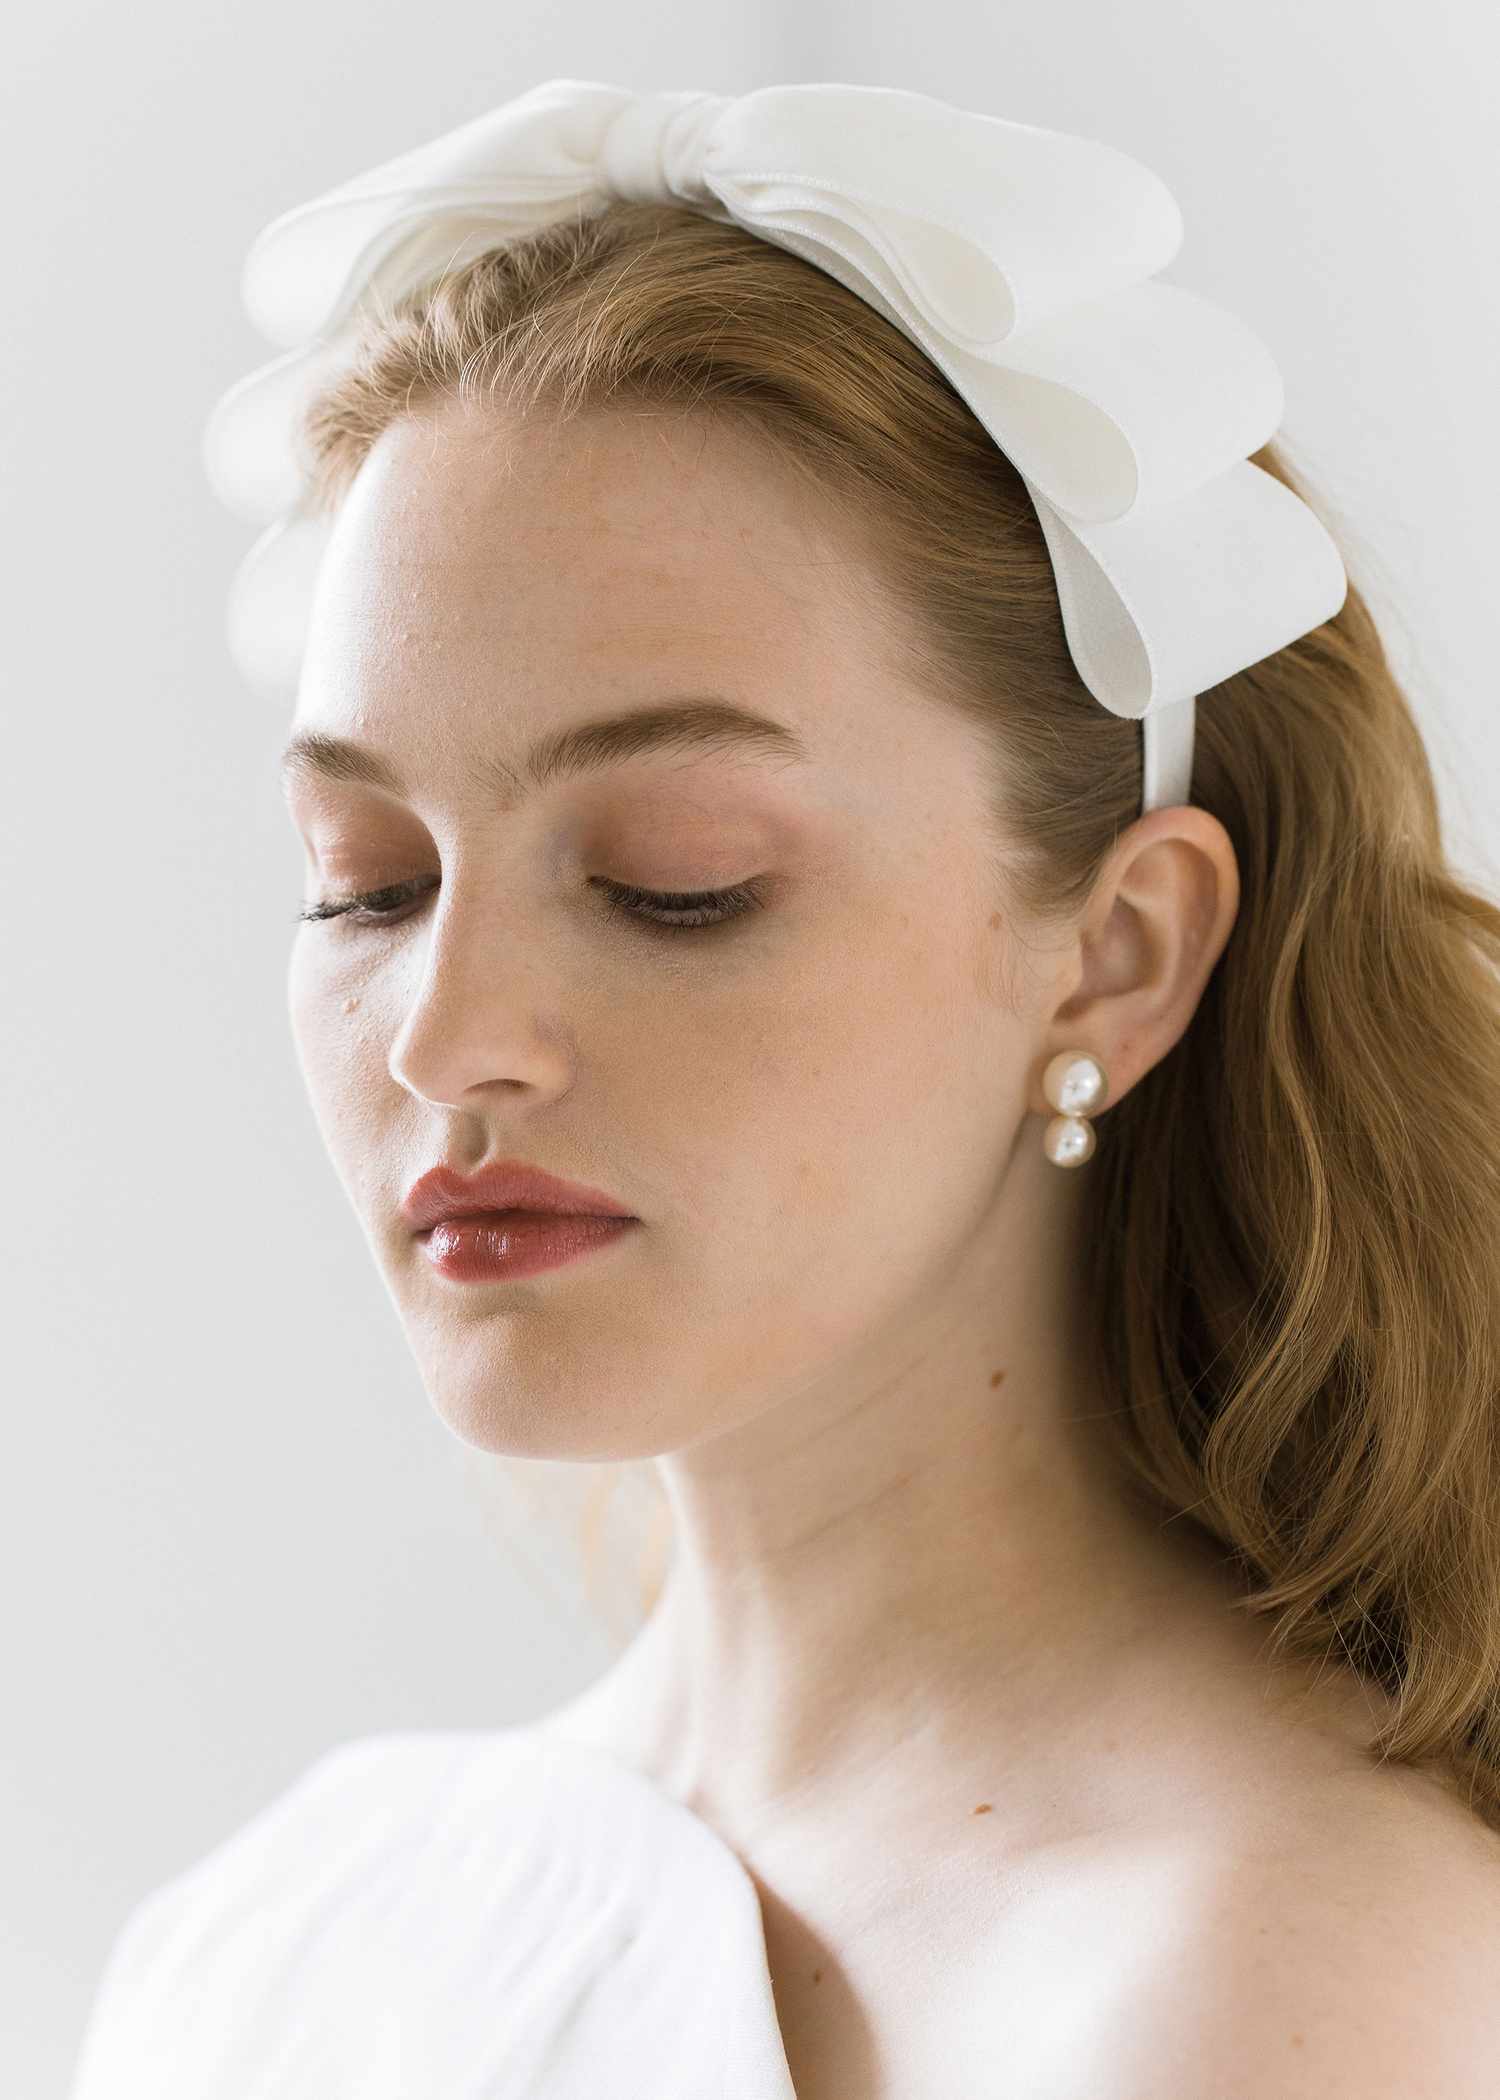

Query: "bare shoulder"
left=1115, top=1775, right=1500, bottom=2099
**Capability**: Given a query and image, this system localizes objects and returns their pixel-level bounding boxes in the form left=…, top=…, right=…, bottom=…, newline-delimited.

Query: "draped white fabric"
left=68, top=1729, right=800, bottom=2100
left=202, top=78, right=1349, bottom=812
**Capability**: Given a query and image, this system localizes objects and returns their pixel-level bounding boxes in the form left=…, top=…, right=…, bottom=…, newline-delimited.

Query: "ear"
left=1032, top=805, right=1240, bottom=1119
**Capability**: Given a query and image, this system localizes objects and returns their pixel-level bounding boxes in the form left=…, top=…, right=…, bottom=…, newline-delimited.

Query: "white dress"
left=67, top=1727, right=800, bottom=2098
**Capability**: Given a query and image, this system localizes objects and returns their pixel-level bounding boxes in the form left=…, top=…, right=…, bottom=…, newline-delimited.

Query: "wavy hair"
left=294, top=199, right=1500, bottom=1832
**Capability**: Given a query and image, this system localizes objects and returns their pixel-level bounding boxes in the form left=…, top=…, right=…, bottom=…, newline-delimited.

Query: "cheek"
left=669, top=908, right=993, bottom=1226
left=644, top=926, right=1015, bottom=1415
left=285, top=946, right=389, bottom=1149
left=286, top=940, right=339, bottom=1079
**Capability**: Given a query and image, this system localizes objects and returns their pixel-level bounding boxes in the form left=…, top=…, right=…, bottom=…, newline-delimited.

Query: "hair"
left=294, top=198, right=1500, bottom=1833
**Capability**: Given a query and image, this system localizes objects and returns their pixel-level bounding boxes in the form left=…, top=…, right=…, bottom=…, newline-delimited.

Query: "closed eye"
left=293, top=874, right=769, bottom=933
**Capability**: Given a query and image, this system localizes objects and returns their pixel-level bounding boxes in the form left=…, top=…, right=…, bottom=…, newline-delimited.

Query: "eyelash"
left=293, top=875, right=768, bottom=935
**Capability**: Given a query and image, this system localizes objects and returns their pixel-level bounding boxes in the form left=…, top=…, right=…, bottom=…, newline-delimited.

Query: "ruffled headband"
left=202, top=77, right=1349, bottom=813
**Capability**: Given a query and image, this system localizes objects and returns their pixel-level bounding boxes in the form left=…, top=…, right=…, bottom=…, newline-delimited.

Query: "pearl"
left=1043, top=1113, right=1096, bottom=1167
left=1042, top=1050, right=1107, bottom=1118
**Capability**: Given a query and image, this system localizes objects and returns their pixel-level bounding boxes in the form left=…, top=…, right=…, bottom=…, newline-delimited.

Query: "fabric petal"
left=203, top=73, right=1351, bottom=808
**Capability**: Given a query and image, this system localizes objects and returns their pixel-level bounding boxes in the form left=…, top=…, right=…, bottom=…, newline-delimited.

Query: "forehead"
left=287, top=399, right=996, bottom=859
left=298, top=400, right=892, bottom=713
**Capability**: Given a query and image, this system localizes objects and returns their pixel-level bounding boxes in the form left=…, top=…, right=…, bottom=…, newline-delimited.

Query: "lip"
left=401, top=1159, right=637, bottom=1235
left=415, top=1212, right=638, bottom=1283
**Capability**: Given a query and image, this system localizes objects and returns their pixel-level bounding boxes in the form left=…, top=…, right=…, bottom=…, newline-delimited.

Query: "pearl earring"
left=1041, top=1050, right=1108, bottom=1167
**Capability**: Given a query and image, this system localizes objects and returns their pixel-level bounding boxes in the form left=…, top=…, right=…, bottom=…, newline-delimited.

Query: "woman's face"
left=283, top=398, right=1060, bottom=1462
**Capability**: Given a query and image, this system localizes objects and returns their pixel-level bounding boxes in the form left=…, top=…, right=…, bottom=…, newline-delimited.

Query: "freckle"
left=988, top=911, right=1002, bottom=930
left=989, top=1368, right=1006, bottom=1389
left=343, top=995, right=360, bottom=1014
left=1290, top=2034, right=1305, bottom=2049
left=812, top=1967, right=823, bottom=1985
left=972, top=1802, right=993, bottom=1815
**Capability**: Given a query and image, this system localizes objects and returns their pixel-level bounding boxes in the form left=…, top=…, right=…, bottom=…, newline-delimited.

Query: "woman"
left=74, top=140, right=1500, bottom=2100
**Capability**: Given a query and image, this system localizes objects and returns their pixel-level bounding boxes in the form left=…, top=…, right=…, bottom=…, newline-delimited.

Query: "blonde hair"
left=296, top=199, right=1500, bottom=1832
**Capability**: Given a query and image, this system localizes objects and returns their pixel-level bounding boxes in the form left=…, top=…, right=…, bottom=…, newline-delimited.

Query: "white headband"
left=202, top=77, right=1349, bottom=815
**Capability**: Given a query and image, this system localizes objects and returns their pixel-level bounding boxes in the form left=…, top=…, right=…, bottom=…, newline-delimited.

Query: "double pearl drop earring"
left=1041, top=1050, right=1108, bottom=1167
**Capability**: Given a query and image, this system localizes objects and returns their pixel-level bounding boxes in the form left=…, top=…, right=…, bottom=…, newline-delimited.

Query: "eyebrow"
left=278, top=696, right=811, bottom=805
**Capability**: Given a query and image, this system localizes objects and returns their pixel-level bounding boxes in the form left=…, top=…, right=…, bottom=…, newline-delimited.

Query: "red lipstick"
left=401, top=1160, right=638, bottom=1284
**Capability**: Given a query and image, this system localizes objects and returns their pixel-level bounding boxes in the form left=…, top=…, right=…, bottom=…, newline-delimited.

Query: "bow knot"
left=203, top=76, right=1350, bottom=815
left=598, top=89, right=725, bottom=207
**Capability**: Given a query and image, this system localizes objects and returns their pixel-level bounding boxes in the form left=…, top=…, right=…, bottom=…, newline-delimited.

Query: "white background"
left=4, top=3, right=1496, bottom=2090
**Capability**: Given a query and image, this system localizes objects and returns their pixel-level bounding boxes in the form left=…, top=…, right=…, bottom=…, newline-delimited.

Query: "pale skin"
left=284, top=396, right=1500, bottom=2097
